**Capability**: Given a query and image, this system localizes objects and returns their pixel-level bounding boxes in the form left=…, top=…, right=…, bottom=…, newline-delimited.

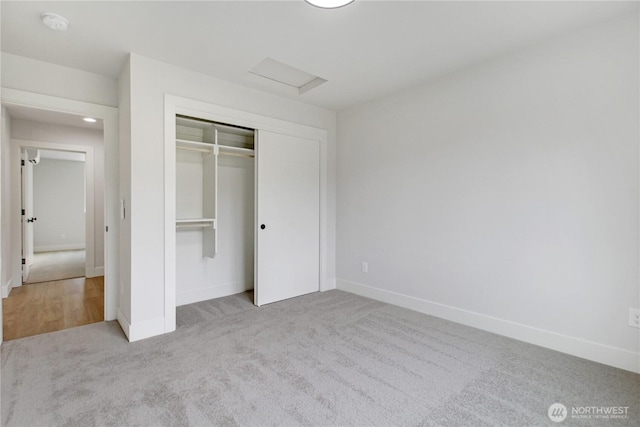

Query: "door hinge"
left=21, top=258, right=25, bottom=265
left=106, top=226, right=109, bottom=232
left=21, top=209, right=25, bottom=216
left=21, top=159, right=25, bottom=166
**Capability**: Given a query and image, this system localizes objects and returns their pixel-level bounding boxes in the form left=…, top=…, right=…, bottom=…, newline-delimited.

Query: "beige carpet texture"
left=1, top=290, right=638, bottom=426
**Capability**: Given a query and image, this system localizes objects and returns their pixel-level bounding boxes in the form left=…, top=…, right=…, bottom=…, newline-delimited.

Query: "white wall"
left=119, top=53, right=336, bottom=339
left=1, top=107, right=12, bottom=304
left=1, top=53, right=118, bottom=107
left=0, top=105, right=3, bottom=339
left=11, top=120, right=105, bottom=268
left=0, top=108, right=21, bottom=300
left=118, top=58, right=132, bottom=326
left=337, top=14, right=639, bottom=372
left=32, top=158, right=86, bottom=252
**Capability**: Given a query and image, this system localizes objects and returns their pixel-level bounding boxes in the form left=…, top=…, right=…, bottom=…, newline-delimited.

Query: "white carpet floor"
left=25, top=250, right=86, bottom=284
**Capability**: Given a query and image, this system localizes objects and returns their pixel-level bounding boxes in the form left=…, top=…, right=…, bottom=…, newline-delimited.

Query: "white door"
left=20, top=153, right=33, bottom=282
left=255, top=130, right=320, bottom=306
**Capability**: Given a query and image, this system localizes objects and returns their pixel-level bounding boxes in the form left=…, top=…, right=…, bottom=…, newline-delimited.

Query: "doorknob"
left=260, top=224, right=266, bottom=230
left=27, top=217, right=37, bottom=223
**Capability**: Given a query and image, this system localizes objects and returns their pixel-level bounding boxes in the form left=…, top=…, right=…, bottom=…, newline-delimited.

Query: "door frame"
left=1, top=88, right=120, bottom=329
left=20, top=149, right=32, bottom=282
left=14, top=140, right=96, bottom=281
left=20, top=148, right=39, bottom=282
left=164, top=94, right=328, bottom=333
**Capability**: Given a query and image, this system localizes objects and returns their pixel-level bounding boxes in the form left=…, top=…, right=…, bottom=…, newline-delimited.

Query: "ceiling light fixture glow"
left=41, top=13, right=69, bottom=31
left=305, top=0, right=354, bottom=9
left=83, top=117, right=97, bottom=123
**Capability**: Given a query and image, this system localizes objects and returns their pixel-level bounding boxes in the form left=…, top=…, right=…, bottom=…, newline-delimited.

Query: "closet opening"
left=175, top=115, right=256, bottom=307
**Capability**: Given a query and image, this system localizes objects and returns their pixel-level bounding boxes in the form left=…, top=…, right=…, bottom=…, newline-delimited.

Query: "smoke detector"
left=41, top=13, right=69, bottom=31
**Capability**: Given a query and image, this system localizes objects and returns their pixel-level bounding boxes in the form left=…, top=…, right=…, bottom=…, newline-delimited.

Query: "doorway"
left=0, top=91, right=118, bottom=341
left=23, top=148, right=89, bottom=284
left=5, top=113, right=102, bottom=340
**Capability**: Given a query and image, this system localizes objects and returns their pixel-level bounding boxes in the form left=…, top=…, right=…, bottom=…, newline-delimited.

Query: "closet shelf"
left=175, top=114, right=255, bottom=257
left=176, top=139, right=215, bottom=152
left=176, top=218, right=216, bottom=229
left=176, top=139, right=254, bottom=157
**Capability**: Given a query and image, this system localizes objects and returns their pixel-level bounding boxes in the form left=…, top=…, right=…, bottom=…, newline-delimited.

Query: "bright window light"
left=83, top=117, right=97, bottom=123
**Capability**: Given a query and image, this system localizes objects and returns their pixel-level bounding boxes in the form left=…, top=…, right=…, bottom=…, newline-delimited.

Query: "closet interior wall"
left=175, top=116, right=255, bottom=306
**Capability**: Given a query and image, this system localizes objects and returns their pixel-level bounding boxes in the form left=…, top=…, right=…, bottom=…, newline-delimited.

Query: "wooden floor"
left=2, top=276, right=104, bottom=341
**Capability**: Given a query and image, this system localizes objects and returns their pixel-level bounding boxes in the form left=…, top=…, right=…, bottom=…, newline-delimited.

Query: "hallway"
left=2, top=276, right=103, bottom=340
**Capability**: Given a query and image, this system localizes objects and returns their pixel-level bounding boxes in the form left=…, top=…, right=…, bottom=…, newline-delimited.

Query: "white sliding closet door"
left=255, top=130, right=320, bottom=306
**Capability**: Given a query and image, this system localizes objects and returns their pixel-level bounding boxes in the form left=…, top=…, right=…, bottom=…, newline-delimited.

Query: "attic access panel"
left=249, top=58, right=327, bottom=94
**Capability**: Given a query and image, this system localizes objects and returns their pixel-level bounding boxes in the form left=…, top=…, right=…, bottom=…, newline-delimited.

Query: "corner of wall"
left=116, top=307, right=131, bottom=341
left=117, top=53, right=132, bottom=323
left=120, top=313, right=167, bottom=342
left=321, top=276, right=337, bottom=292
left=1, top=277, right=12, bottom=299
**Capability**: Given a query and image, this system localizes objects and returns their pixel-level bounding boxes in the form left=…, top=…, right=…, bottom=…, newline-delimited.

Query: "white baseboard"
left=2, top=277, right=13, bottom=298
left=85, top=266, right=104, bottom=278
left=337, top=279, right=640, bottom=374
left=34, top=244, right=85, bottom=252
left=117, top=308, right=131, bottom=340
left=129, top=316, right=166, bottom=342
left=117, top=307, right=166, bottom=342
left=177, top=282, right=253, bottom=307
left=321, top=276, right=337, bottom=292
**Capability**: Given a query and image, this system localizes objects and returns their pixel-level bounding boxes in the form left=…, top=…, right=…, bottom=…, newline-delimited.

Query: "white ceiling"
left=1, top=1, right=637, bottom=111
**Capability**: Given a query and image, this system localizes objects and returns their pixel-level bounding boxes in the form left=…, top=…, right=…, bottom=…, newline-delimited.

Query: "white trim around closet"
left=163, top=94, right=329, bottom=334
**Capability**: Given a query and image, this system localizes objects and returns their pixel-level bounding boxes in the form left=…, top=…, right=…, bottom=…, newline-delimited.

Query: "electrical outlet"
left=361, top=261, right=368, bottom=273
left=629, top=308, right=640, bottom=328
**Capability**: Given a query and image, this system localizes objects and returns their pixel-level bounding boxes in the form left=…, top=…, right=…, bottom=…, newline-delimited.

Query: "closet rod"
left=177, top=146, right=253, bottom=157
left=219, top=151, right=255, bottom=159
left=176, top=114, right=255, bottom=134
left=177, top=146, right=213, bottom=153
left=176, top=223, right=214, bottom=229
